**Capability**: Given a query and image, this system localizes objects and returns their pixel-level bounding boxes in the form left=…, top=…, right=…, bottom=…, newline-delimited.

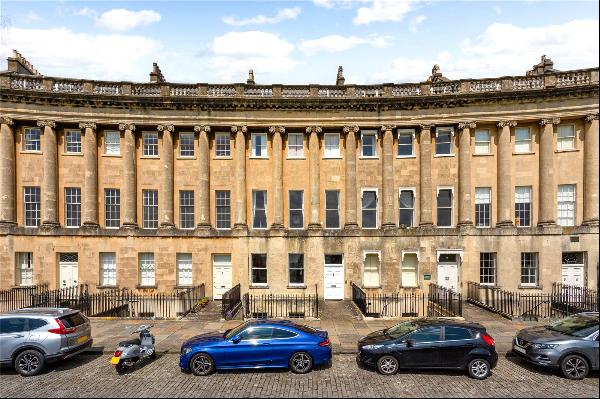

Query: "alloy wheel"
left=378, top=356, right=398, bottom=375
left=191, top=354, right=213, bottom=376
left=470, top=360, right=489, bottom=379
left=18, top=354, right=40, bottom=373
left=564, top=357, right=587, bottom=379
left=291, top=353, right=311, bottom=373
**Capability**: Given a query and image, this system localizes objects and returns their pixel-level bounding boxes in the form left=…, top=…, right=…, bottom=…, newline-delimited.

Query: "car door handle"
left=260, top=343, right=271, bottom=346
left=10, top=334, right=25, bottom=338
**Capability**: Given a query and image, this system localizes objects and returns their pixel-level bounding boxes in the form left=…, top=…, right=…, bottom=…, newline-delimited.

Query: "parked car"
left=179, top=319, right=331, bottom=376
left=0, top=308, right=93, bottom=376
left=357, top=318, right=498, bottom=379
left=512, top=312, right=599, bottom=379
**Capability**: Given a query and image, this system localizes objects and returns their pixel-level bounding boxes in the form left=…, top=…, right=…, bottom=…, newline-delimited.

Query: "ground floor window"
left=16, top=252, right=33, bottom=286
left=99, top=252, right=116, bottom=286
left=479, top=252, right=496, bottom=285
left=177, top=253, right=193, bottom=286
left=520, top=252, right=538, bottom=286
left=401, top=252, right=418, bottom=287
left=363, top=252, right=381, bottom=288
left=288, top=254, right=304, bottom=285
left=139, top=253, right=155, bottom=287
left=251, top=254, right=267, bottom=286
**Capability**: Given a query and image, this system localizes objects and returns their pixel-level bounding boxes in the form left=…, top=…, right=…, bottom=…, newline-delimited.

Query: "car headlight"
left=181, top=347, right=193, bottom=355
left=531, top=343, right=559, bottom=350
left=362, top=344, right=384, bottom=350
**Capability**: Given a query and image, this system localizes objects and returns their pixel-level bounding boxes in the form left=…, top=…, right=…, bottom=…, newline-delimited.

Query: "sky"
left=0, top=0, right=598, bottom=85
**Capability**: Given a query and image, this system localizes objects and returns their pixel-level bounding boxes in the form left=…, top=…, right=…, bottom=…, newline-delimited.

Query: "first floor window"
left=521, top=252, right=538, bottom=286
left=437, top=188, right=453, bottom=227
left=361, top=190, right=377, bottom=228
left=65, top=187, right=81, bottom=227
left=401, top=253, right=418, bottom=287
left=179, top=190, right=195, bottom=229
left=288, top=254, right=304, bottom=285
left=215, top=133, right=231, bottom=157
left=289, top=190, right=304, bottom=228
left=252, top=133, right=267, bottom=157
left=216, top=190, right=231, bottom=229
left=399, top=189, right=415, bottom=227
left=143, top=190, right=159, bottom=229
left=361, top=132, right=376, bottom=157
left=363, top=253, right=381, bottom=288
left=24, top=186, right=41, bottom=227
left=479, top=253, right=496, bottom=285
left=324, top=133, right=340, bottom=157
left=557, top=125, right=575, bottom=151
left=515, top=127, right=531, bottom=153
left=139, top=253, right=155, bottom=287
left=23, top=127, right=41, bottom=152
left=65, top=130, right=82, bottom=153
left=177, top=253, right=193, bottom=286
left=143, top=132, right=158, bottom=156
left=287, top=133, right=304, bottom=158
left=557, top=184, right=576, bottom=226
left=251, top=254, right=267, bottom=285
left=179, top=133, right=194, bottom=157
left=397, top=129, right=414, bottom=157
left=16, top=252, right=33, bottom=286
left=475, top=187, right=491, bottom=227
left=515, top=186, right=532, bottom=227
left=474, top=129, right=491, bottom=154
left=104, top=189, right=120, bottom=228
left=252, top=190, right=267, bottom=229
left=104, top=131, right=120, bottom=155
left=325, top=190, right=340, bottom=228
left=435, top=127, right=453, bottom=155
left=100, top=252, right=117, bottom=286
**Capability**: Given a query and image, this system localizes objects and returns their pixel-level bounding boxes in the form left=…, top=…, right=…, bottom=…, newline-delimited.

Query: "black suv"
left=357, top=318, right=498, bottom=379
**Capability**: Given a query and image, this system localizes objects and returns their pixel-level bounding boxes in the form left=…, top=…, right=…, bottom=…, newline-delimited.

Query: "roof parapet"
left=7, top=50, right=41, bottom=76
left=527, top=55, right=559, bottom=76
left=150, top=62, right=165, bottom=83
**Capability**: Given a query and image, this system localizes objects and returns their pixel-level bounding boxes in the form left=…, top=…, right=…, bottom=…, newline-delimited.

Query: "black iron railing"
left=0, top=284, right=49, bottom=312
left=222, top=284, right=242, bottom=320
left=552, top=283, right=598, bottom=314
left=427, top=283, right=463, bottom=317
left=243, top=293, right=319, bottom=319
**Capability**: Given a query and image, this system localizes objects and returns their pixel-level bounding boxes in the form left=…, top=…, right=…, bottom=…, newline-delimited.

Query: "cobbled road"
left=0, top=353, right=598, bottom=398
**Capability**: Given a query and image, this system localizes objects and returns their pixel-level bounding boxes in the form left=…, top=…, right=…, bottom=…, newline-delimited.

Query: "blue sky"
left=0, top=1, right=598, bottom=84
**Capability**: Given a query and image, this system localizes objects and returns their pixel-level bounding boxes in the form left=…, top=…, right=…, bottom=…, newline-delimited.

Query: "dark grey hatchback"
left=357, top=318, right=498, bottom=379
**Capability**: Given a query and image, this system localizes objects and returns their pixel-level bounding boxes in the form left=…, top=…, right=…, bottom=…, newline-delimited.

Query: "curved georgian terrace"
left=0, top=51, right=598, bottom=304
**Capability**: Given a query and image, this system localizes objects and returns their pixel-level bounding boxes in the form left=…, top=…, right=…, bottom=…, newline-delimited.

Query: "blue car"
left=179, top=319, right=332, bottom=375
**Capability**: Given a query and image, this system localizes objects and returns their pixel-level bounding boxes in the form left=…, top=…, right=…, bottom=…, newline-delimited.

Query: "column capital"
left=306, top=126, right=322, bottom=134
left=231, top=125, right=247, bottom=134
left=458, top=122, right=477, bottom=130
left=380, top=125, right=396, bottom=132
left=585, top=113, right=599, bottom=123
left=343, top=125, right=359, bottom=134
left=118, top=123, right=136, bottom=131
left=194, top=125, right=211, bottom=134
left=37, top=120, right=56, bottom=128
left=157, top=124, right=175, bottom=132
left=419, top=123, right=433, bottom=131
left=269, top=126, right=286, bottom=135
left=497, top=120, right=517, bottom=128
left=539, top=117, right=560, bottom=126
left=78, top=122, right=97, bottom=131
left=0, top=116, right=14, bottom=126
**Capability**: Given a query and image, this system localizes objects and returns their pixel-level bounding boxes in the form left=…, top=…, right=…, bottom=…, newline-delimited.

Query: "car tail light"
left=319, top=338, right=331, bottom=347
left=48, top=318, right=77, bottom=335
left=114, top=350, right=122, bottom=358
left=481, top=333, right=495, bottom=347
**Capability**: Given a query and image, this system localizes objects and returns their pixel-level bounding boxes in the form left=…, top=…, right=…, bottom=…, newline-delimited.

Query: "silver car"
left=0, top=308, right=93, bottom=376
left=512, top=312, right=599, bottom=379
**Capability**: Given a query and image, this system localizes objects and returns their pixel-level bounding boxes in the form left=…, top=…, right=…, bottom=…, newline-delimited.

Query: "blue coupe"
left=179, top=319, right=332, bottom=375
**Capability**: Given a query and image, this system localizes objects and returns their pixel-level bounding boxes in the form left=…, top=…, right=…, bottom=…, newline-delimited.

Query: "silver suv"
left=0, top=308, right=93, bottom=376
left=512, top=312, right=599, bottom=379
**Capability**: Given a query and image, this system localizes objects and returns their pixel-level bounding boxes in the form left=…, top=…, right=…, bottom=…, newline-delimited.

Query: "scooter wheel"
left=115, top=363, right=128, bottom=374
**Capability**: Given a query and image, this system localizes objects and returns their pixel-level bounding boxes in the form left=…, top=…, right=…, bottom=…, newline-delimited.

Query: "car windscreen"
left=546, top=314, right=599, bottom=337
left=59, top=312, right=86, bottom=328
left=385, top=320, right=421, bottom=339
left=224, top=321, right=251, bottom=339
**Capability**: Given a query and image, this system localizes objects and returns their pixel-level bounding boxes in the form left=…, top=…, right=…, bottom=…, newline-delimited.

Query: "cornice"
left=585, top=113, right=599, bottom=122
left=0, top=116, right=14, bottom=126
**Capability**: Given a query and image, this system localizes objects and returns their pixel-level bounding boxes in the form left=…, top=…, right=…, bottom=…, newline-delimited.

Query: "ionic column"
left=583, top=113, right=599, bottom=226
left=269, top=126, right=285, bottom=229
left=119, top=123, right=137, bottom=228
left=195, top=125, right=211, bottom=228
left=496, top=121, right=516, bottom=227
left=381, top=125, right=396, bottom=228
left=80, top=122, right=99, bottom=227
left=419, top=124, right=433, bottom=226
left=158, top=124, right=175, bottom=229
left=307, top=126, right=322, bottom=229
left=458, top=122, right=476, bottom=226
left=538, top=118, right=560, bottom=226
left=343, top=125, right=359, bottom=229
left=232, top=125, right=248, bottom=229
left=38, top=120, right=59, bottom=228
left=0, top=117, right=16, bottom=226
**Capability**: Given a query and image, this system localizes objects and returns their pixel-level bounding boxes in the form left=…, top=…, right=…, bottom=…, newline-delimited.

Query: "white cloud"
left=206, top=31, right=299, bottom=81
left=0, top=27, right=162, bottom=80
left=299, top=34, right=388, bottom=56
left=493, top=6, right=502, bottom=15
left=354, top=0, right=419, bottom=25
left=313, top=0, right=367, bottom=9
left=409, top=15, right=427, bottom=32
left=223, top=7, right=301, bottom=26
left=75, top=7, right=97, bottom=18
left=372, top=19, right=599, bottom=83
left=95, top=9, right=161, bottom=32
left=25, top=11, right=42, bottom=22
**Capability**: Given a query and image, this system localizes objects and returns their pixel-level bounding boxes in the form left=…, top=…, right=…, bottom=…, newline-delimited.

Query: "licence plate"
left=514, top=345, right=526, bottom=354
left=110, top=357, right=120, bottom=365
left=76, top=335, right=89, bottom=345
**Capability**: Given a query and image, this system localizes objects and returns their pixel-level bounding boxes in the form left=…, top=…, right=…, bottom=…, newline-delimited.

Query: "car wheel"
left=14, top=350, right=45, bottom=377
left=561, top=354, right=589, bottom=380
left=289, top=352, right=313, bottom=374
left=377, top=355, right=399, bottom=375
left=467, top=358, right=491, bottom=380
left=190, top=353, right=215, bottom=376
left=115, top=362, right=128, bottom=375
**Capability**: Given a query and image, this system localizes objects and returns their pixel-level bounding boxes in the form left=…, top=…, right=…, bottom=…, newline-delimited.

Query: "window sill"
left=214, top=156, right=232, bottom=160
left=434, top=154, right=455, bottom=158
left=555, top=149, right=579, bottom=153
left=177, top=156, right=196, bottom=160
left=250, top=285, right=269, bottom=289
left=286, top=157, right=306, bottom=160
left=249, top=156, right=269, bottom=160
left=288, top=284, right=307, bottom=289
left=396, top=155, right=416, bottom=159
left=513, top=152, right=535, bottom=156
left=323, top=156, right=342, bottom=159
left=363, top=285, right=382, bottom=289
left=62, top=153, right=83, bottom=157
left=359, top=156, right=379, bottom=160
left=475, top=225, right=492, bottom=229
left=518, top=285, right=543, bottom=290
left=472, top=153, right=494, bottom=157
left=20, top=151, right=42, bottom=155
left=141, top=156, right=160, bottom=159
left=101, top=154, right=121, bottom=158
left=96, top=285, right=118, bottom=289
left=136, top=285, right=157, bottom=289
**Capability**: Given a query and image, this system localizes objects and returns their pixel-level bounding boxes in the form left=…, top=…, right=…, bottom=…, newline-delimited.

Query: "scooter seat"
left=118, top=338, right=141, bottom=346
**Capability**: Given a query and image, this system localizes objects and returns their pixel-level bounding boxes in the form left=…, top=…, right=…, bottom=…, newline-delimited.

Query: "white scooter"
left=111, top=325, right=157, bottom=374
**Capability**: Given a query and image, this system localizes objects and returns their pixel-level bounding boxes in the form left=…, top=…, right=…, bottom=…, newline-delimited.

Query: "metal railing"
left=242, top=292, right=319, bottom=319
left=0, top=284, right=49, bottom=312
left=221, top=283, right=242, bottom=320
left=427, top=283, right=463, bottom=317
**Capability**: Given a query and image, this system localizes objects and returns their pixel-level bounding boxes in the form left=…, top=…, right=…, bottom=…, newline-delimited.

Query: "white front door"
left=58, top=253, right=78, bottom=288
left=212, top=254, right=232, bottom=300
left=324, top=266, right=344, bottom=300
left=437, top=253, right=459, bottom=291
left=562, top=266, right=584, bottom=288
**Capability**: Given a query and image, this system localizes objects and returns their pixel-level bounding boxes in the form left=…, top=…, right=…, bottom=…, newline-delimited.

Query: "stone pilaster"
left=458, top=122, right=476, bottom=226
left=343, top=125, right=359, bottom=229
left=419, top=124, right=433, bottom=226
left=0, top=117, right=16, bottom=226
left=496, top=120, right=517, bottom=227
left=307, top=126, right=322, bottom=229
left=269, top=126, right=285, bottom=229
left=80, top=122, right=99, bottom=227
left=381, top=125, right=396, bottom=228
left=119, top=123, right=137, bottom=228
left=232, top=125, right=248, bottom=229
left=38, top=120, right=59, bottom=228
left=538, top=118, right=560, bottom=226
left=158, top=124, right=175, bottom=229
left=583, top=113, right=599, bottom=226
left=195, top=125, right=211, bottom=229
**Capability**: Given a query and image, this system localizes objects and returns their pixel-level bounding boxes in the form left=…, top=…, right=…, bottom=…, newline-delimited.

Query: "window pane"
left=65, top=130, right=82, bottom=153
left=398, top=131, right=414, bottom=157
left=104, top=189, right=120, bottom=228
left=515, top=186, right=532, bottom=227
left=363, top=253, right=380, bottom=287
left=475, top=188, right=491, bottom=227
left=289, top=254, right=304, bottom=284
left=251, top=254, right=267, bottom=284
left=288, top=133, right=304, bottom=157
left=216, top=191, right=231, bottom=229
left=474, top=130, right=490, bottom=154
left=437, top=189, right=453, bottom=227
left=24, top=128, right=41, bottom=151
left=325, top=254, right=343, bottom=265
left=179, top=133, right=194, bottom=157
left=435, top=129, right=452, bottom=155
left=410, top=327, right=441, bottom=342
left=65, top=187, right=81, bottom=227
left=24, top=187, right=41, bottom=227
left=362, top=134, right=376, bottom=157
left=100, top=252, right=116, bottom=286
left=253, top=191, right=267, bottom=228
left=444, top=327, right=473, bottom=340
left=289, top=191, right=304, bottom=229
left=557, top=184, right=576, bottom=226
left=324, top=133, right=340, bottom=157
left=143, top=132, right=158, bottom=156
left=479, top=252, right=496, bottom=285
left=143, top=190, right=158, bottom=229
left=401, top=253, right=418, bottom=287
left=17, top=252, right=34, bottom=286
left=557, top=125, right=575, bottom=151
left=515, top=128, right=531, bottom=153
left=521, top=253, right=538, bottom=285
left=216, top=133, right=231, bottom=157
left=362, top=191, right=377, bottom=228
left=253, top=134, right=267, bottom=157
left=179, top=191, right=195, bottom=229
left=177, top=253, right=193, bottom=286
left=139, top=253, right=155, bottom=286
left=325, top=190, right=340, bottom=229
left=105, top=131, right=120, bottom=155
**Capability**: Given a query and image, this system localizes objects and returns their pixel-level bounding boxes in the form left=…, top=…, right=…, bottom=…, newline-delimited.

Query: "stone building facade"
left=0, top=52, right=598, bottom=299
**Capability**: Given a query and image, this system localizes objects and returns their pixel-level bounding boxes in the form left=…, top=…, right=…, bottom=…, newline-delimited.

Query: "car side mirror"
left=231, top=336, right=241, bottom=344
left=405, top=339, right=416, bottom=347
